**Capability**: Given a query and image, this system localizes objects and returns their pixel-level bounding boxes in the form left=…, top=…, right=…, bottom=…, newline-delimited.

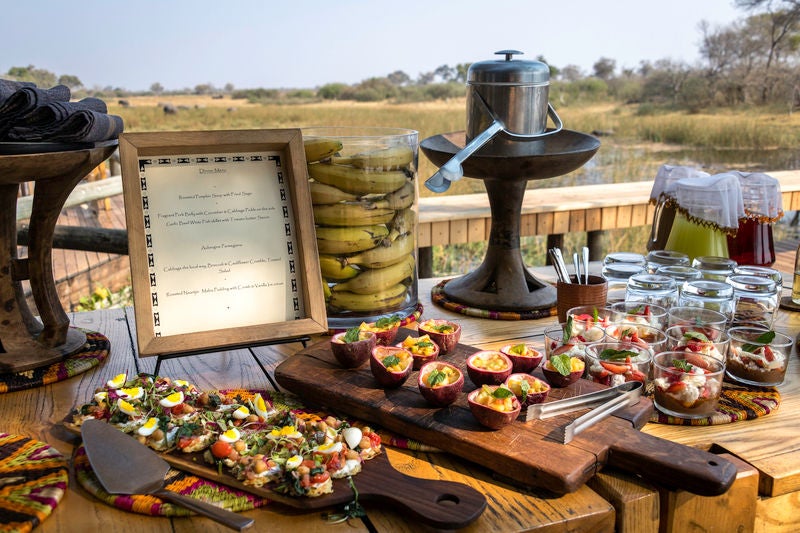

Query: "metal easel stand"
left=151, top=336, right=310, bottom=391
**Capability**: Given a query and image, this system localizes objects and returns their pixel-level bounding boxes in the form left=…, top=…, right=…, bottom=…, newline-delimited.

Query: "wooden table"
left=3, top=272, right=799, bottom=532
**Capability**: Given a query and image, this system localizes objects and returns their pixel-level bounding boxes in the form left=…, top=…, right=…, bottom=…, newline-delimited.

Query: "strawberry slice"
left=763, top=345, right=775, bottom=362
left=600, top=361, right=629, bottom=374
left=552, top=343, right=575, bottom=356
left=667, top=381, right=687, bottom=392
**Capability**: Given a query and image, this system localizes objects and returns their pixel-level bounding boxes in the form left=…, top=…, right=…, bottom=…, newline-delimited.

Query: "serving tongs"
left=526, top=381, right=643, bottom=444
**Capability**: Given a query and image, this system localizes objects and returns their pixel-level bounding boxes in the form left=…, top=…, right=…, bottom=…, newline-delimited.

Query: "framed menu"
left=119, top=129, right=327, bottom=357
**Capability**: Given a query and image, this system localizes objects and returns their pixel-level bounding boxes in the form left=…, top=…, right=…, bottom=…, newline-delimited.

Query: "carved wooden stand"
left=421, top=130, right=599, bottom=312
left=0, top=141, right=118, bottom=372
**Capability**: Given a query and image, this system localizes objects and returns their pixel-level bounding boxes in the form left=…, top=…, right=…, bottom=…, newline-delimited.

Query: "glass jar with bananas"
left=303, top=127, right=419, bottom=329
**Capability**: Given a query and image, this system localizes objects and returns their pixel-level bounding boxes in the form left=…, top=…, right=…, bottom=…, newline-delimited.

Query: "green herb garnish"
left=510, top=343, right=527, bottom=355
left=563, top=316, right=574, bottom=341
left=599, top=348, right=638, bottom=361
left=490, top=386, right=514, bottom=399
left=593, top=307, right=599, bottom=322
left=519, top=379, right=530, bottom=402
left=382, top=355, right=401, bottom=368
left=343, top=326, right=361, bottom=343
left=682, top=331, right=710, bottom=343
left=551, top=353, right=573, bottom=376
left=672, top=359, right=693, bottom=372
left=426, top=369, right=447, bottom=387
left=742, top=330, right=776, bottom=353
left=375, top=314, right=400, bottom=329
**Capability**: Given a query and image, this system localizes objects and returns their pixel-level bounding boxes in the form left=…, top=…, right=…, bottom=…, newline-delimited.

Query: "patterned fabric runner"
left=648, top=381, right=780, bottom=425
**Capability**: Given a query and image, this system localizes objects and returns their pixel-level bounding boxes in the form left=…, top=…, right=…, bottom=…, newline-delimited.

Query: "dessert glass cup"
left=665, top=324, right=730, bottom=363
left=584, top=341, right=652, bottom=386
left=543, top=322, right=604, bottom=360
left=609, top=301, right=668, bottom=331
left=565, top=305, right=614, bottom=328
left=605, top=322, right=668, bottom=356
left=726, top=326, right=793, bottom=386
left=653, top=350, right=725, bottom=419
left=667, top=306, right=728, bottom=330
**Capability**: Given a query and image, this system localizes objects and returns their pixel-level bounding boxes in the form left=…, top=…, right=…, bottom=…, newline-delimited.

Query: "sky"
left=2, top=0, right=745, bottom=92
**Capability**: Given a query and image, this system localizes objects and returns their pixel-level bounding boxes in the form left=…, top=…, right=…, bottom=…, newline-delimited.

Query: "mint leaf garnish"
left=551, top=354, right=572, bottom=376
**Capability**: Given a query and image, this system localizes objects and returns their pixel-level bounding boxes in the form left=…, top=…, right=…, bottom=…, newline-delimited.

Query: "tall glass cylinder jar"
left=303, top=127, right=419, bottom=329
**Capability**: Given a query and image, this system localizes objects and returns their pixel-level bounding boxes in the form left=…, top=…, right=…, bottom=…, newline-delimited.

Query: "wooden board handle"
left=606, top=430, right=738, bottom=496
left=355, top=460, right=487, bottom=529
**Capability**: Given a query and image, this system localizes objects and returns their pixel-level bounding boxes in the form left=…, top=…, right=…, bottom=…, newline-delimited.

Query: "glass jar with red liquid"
left=726, top=172, right=783, bottom=267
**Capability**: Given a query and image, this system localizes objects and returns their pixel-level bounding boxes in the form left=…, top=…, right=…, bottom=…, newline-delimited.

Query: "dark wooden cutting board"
left=275, top=331, right=737, bottom=496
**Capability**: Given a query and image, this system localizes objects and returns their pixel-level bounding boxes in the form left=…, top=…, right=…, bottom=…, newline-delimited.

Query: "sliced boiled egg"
left=268, top=425, right=302, bottom=440
left=118, top=386, right=144, bottom=400
left=252, top=393, right=274, bottom=420
left=107, top=373, right=127, bottom=388
left=285, top=455, right=303, bottom=470
left=343, top=427, right=363, bottom=450
left=232, top=406, right=250, bottom=420
left=137, top=417, right=160, bottom=436
left=159, top=391, right=184, bottom=408
left=316, top=441, right=343, bottom=455
left=219, top=428, right=241, bottom=443
left=117, top=399, right=138, bottom=416
left=173, top=379, right=190, bottom=388
left=94, top=391, right=108, bottom=404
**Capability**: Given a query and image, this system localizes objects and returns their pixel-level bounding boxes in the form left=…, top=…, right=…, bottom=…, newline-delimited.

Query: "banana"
left=313, top=203, right=395, bottom=226
left=323, top=281, right=331, bottom=300
left=304, top=138, right=343, bottom=163
left=310, top=181, right=358, bottom=205
left=332, top=255, right=415, bottom=295
left=362, top=180, right=414, bottom=210
left=349, top=145, right=414, bottom=170
left=386, top=208, right=416, bottom=243
left=308, top=163, right=408, bottom=196
left=319, top=254, right=360, bottom=281
left=328, top=282, right=409, bottom=313
left=315, top=225, right=389, bottom=255
left=345, top=233, right=415, bottom=269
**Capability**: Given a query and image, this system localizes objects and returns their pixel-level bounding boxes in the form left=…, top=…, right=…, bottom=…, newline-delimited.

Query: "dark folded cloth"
left=0, top=84, right=71, bottom=135
left=0, top=79, right=123, bottom=143
left=8, top=110, right=124, bottom=143
left=0, top=79, right=36, bottom=106
left=16, top=97, right=108, bottom=127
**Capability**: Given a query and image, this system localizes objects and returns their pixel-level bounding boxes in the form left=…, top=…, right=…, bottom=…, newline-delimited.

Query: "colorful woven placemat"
left=431, top=278, right=558, bottom=320
left=0, top=330, right=110, bottom=394
left=73, top=445, right=269, bottom=516
left=648, top=381, right=780, bottom=426
left=0, top=433, right=69, bottom=533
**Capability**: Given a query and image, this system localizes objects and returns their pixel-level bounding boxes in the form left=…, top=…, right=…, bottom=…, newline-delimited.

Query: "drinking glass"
left=653, top=351, right=725, bottom=419
left=609, top=301, right=668, bottom=330
left=625, top=273, right=678, bottom=308
left=679, top=279, right=735, bottom=321
left=692, top=256, right=738, bottom=282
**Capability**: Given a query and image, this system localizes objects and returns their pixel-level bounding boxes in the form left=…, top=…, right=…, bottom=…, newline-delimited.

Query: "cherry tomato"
left=211, top=440, right=233, bottom=459
left=368, top=431, right=381, bottom=448
left=310, top=471, right=330, bottom=485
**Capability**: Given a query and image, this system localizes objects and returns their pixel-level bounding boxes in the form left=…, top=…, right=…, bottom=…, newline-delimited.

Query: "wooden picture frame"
left=119, top=129, right=327, bottom=357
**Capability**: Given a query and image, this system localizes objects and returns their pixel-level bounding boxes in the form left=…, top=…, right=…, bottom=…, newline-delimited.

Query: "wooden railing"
left=16, top=168, right=800, bottom=278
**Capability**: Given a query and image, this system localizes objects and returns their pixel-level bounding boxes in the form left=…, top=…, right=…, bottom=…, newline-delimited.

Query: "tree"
left=592, top=57, right=617, bottom=80
left=150, top=82, right=164, bottom=95
left=224, top=83, right=235, bottom=93
left=6, top=65, right=56, bottom=87
left=558, top=64, right=584, bottom=82
left=57, top=74, right=83, bottom=90
left=387, top=70, right=411, bottom=86
left=416, top=71, right=435, bottom=85
left=433, top=64, right=455, bottom=82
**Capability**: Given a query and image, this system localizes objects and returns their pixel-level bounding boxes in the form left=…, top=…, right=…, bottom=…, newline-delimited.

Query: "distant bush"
left=318, top=83, right=349, bottom=100
left=231, top=88, right=280, bottom=102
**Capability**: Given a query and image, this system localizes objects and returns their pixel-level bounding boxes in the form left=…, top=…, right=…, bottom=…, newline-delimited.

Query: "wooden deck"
left=23, top=171, right=800, bottom=310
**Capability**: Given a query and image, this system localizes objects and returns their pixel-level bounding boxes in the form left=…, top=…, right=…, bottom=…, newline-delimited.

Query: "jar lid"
left=468, top=50, right=550, bottom=86
left=726, top=274, right=778, bottom=294
left=627, top=273, right=677, bottom=293
left=681, top=279, right=734, bottom=298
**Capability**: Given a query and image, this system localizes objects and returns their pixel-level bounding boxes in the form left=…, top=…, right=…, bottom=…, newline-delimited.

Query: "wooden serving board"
left=275, top=330, right=738, bottom=496
left=66, top=417, right=487, bottom=529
